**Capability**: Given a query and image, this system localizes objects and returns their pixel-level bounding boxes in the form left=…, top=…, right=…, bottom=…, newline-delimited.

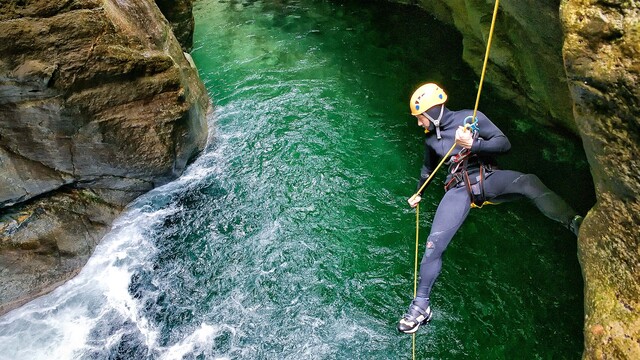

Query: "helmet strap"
left=425, top=105, right=444, bottom=139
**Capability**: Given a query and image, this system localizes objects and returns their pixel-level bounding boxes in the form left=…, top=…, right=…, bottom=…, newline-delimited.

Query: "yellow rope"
left=472, top=0, right=501, bottom=121
left=411, top=144, right=456, bottom=201
left=414, top=204, right=420, bottom=298
left=410, top=1, right=500, bottom=358
left=412, top=203, right=420, bottom=359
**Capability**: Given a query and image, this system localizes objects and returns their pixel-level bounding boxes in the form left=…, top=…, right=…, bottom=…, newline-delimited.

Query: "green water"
left=185, top=1, right=593, bottom=358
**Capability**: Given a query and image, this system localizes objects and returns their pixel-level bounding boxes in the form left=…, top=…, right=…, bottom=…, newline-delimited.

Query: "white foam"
left=160, top=323, right=218, bottom=360
left=0, top=200, right=180, bottom=359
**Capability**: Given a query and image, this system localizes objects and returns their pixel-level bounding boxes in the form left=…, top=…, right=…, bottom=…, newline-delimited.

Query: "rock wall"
left=561, top=0, right=640, bottom=358
left=407, top=0, right=639, bottom=357
left=155, top=0, right=195, bottom=52
left=0, top=0, right=209, bottom=315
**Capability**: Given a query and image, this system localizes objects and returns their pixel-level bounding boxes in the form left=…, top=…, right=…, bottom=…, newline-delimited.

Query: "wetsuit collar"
left=425, top=104, right=444, bottom=139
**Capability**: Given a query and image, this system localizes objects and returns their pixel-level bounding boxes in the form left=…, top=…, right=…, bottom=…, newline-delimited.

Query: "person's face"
left=415, top=113, right=430, bottom=129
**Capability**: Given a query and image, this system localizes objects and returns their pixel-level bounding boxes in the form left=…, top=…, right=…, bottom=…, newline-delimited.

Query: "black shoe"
left=397, top=298, right=432, bottom=334
left=569, top=215, right=583, bottom=236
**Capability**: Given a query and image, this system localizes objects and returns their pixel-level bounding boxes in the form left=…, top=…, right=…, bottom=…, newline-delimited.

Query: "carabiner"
left=463, top=116, right=479, bottom=132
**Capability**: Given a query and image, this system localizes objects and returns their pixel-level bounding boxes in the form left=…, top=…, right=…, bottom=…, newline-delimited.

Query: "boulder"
left=0, top=0, right=209, bottom=315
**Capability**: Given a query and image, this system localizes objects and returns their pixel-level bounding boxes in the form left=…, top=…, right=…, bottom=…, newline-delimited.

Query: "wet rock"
left=0, top=188, right=121, bottom=315
left=0, top=0, right=209, bottom=315
left=155, top=0, right=195, bottom=52
left=561, top=0, right=640, bottom=357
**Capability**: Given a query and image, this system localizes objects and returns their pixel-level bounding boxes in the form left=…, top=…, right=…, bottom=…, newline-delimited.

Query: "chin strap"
left=425, top=104, right=444, bottom=139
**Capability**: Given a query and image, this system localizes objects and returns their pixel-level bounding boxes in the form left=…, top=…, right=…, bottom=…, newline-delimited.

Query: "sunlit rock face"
left=0, top=0, right=209, bottom=315
left=407, top=0, right=639, bottom=357
left=561, top=0, right=640, bottom=358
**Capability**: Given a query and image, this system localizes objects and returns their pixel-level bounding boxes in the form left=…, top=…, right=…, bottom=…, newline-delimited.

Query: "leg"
left=484, top=170, right=580, bottom=230
left=398, top=186, right=471, bottom=333
left=416, top=186, right=471, bottom=298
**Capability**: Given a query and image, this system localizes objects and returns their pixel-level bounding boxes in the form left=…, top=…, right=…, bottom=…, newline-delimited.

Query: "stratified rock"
left=561, top=0, right=640, bottom=357
left=0, top=0, right=209, bottom=315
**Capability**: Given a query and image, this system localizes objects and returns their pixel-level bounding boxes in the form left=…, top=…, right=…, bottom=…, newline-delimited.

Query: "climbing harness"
left=408, top=0, right=501, bottom=357
left=443, top=118, right=497, bottom=208
left=444, top=156, right=495, bottom=208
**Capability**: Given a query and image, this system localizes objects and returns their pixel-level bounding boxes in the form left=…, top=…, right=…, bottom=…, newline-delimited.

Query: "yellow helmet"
left=409, top=83, right=447, bottom=115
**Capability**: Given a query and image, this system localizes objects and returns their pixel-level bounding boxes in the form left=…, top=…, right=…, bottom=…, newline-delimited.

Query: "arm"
left=416, top=144, right=437, bottom=195
left=469, top=111, right=511, bottom=154
left=408, top=144, right=437, bottom=207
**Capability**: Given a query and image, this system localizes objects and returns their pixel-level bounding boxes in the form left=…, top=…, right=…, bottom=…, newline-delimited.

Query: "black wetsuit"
left=414, top=106, right=577, bottom=300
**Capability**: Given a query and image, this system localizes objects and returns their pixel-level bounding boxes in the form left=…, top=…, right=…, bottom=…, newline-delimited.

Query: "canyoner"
left=395, top=0, right=584, bottom=356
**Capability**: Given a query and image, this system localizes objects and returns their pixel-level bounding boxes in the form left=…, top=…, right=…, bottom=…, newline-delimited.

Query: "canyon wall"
left=412, top=0, right=576, bottom=132
left=561, top=0, right=639, bottom=358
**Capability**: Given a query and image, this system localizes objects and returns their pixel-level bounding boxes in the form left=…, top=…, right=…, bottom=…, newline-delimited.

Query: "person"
left=397, top=83, right=583, bottom=334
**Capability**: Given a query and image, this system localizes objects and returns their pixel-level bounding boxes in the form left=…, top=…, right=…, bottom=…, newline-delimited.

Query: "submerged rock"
left=0, top=0, right=209, bottom=315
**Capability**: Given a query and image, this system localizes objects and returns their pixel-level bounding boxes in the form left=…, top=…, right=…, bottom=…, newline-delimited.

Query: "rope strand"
left=472, top=0, right=501, bottom=121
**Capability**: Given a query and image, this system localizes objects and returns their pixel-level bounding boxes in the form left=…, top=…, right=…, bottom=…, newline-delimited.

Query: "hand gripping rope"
left=410, top=0, right=501, bottom=357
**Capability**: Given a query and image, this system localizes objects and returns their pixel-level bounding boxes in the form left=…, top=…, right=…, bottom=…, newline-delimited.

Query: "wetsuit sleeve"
left=469, top=111, right=511, bottom=154
left=417, top=145, right=437, bottom=195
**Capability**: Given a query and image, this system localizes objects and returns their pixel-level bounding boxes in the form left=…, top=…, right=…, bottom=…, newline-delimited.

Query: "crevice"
left=0, top=144, right=74, bottom=179
left=601, top=30, right=624, bottom=42
left=0, top=184, right=75, bottom=217
left=68, top=141, right=76, bottom=177
left=46, top=64, right=60, bottom=89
